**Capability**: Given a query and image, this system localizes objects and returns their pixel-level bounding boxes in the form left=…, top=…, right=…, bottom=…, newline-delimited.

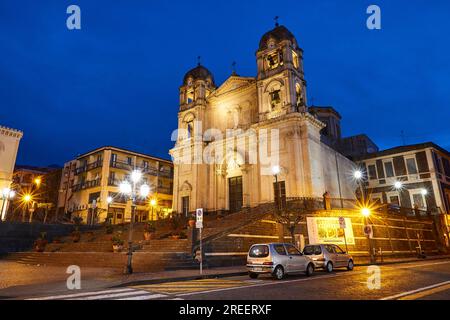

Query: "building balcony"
left=72, top=179, right=101, bottom=192
left=75, top=160, right=102, bottom=175
left=155, top=186, right=173, bottom=195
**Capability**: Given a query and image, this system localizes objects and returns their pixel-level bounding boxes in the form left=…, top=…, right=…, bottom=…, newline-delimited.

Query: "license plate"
left=253, top=267, right=263, bottom=272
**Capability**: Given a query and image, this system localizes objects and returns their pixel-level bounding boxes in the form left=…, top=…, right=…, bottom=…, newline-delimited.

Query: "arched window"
left=295, top=83, right=303, bottom=109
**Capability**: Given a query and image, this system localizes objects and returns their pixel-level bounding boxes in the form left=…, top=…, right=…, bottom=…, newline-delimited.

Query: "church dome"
left=258, top=25, right=298, bottom=50
left=183, top=64, right=215, bottom=86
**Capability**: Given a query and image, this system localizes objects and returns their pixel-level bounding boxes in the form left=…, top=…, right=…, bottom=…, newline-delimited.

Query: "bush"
left=106, top=225, right=113, bottom=234
left=112, top=231, right=124, bottom=246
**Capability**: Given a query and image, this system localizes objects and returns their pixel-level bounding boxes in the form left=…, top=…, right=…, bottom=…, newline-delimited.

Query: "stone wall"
left=202, top=209, right=445, bottom=267
left=0, top=222, right=96, bottom=254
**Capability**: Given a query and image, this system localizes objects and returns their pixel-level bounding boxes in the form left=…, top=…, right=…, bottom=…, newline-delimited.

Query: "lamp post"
left=120, top=170, right=150, bottom=274
left=1, top=188, right=15, bottom=221
left=361, top=207, right=375, bottom=263
left=22, top=194, right=32, bottom=223
left=150, top=198, right=157, bottom=221
left=106, top=196, right=113, bottom=224
left=272, top=165, right=282, bottom=211
left=353, top=170, right=365, bottom=202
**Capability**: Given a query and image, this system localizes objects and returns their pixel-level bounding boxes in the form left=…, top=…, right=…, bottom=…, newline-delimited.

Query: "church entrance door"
left=228, top=176, right=243, bottom=213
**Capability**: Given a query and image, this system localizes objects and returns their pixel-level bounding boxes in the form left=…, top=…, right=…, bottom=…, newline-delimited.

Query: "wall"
left=0, top=222, right=96, bottom=254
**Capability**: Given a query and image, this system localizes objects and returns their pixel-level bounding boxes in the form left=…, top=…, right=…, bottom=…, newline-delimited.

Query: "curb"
left=354, top=255, right=450, bottom=267
left=113, top=270, right=248, bottom=288
left=114, top=255, right=450, bottom=287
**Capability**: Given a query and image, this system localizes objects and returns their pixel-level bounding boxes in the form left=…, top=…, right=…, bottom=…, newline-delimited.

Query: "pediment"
left=213, top=76, right=256, bottom=97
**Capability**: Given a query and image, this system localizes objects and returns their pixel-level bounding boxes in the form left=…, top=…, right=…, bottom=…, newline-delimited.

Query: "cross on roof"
left=274, top=16, right=279, bottom=27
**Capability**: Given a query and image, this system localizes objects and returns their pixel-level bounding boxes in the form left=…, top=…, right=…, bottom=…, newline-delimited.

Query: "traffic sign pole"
left=196, top=208, right=203, bottom=275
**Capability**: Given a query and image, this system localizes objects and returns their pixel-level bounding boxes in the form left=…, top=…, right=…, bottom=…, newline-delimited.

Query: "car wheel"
left=326, top=261, right=333, bottom=273
left=248, top=272, right=259, bottom=279
left=272, top=266, right=285, bottom=280
left=347, top=260, right=354, bottom=271
left=306, top=263, right=314, bottom=277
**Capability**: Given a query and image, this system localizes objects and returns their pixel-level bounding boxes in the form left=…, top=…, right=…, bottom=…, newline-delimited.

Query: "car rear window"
left=249, top=245, right=270, bottom=258
left=303, top=245, right=322, bottom=255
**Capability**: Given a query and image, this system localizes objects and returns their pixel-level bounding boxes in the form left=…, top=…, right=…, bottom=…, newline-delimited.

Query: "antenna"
left=231, top=61, right=237, bottom=75
left=400, top=130, right=406, bottom=146
left=274, top=16, right=279, bottom=27
left=197, top=56, right=201, bottom=66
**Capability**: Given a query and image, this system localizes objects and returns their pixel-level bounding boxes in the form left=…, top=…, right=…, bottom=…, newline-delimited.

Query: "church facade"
left=170, top=24, right=357, bottom=215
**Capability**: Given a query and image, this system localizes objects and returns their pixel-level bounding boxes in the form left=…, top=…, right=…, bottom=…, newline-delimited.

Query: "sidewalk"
left=110, top=266, right=247, bottom=287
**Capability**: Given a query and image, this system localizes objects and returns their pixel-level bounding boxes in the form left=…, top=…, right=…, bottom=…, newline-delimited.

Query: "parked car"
left=302, top=244, right=354, bottom=272
left=246, top=243, right=315, bottom=280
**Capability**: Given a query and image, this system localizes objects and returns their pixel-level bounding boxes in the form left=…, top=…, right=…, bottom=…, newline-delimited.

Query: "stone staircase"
left=1, top=203, right=277, bottom=272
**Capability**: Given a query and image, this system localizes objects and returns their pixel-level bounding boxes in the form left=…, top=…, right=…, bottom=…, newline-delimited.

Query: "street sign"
left=196, top=208, right=203, bottom=229
left=196, top=208, right=204, bottom=275
left=339, top=217, right=346, bottom=229
left=364, top=225, right=373, bottom=239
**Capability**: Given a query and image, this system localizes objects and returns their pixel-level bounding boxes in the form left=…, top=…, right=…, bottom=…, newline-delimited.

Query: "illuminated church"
left=170, top=23, right=357, bottom=215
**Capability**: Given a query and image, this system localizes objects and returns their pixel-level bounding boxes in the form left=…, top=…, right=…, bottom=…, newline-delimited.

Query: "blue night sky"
left=0, top=1, right=449, bottom=166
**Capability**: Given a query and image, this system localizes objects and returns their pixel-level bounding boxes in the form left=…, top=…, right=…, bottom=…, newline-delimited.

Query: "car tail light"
left=247, top=261, right=252, bottom=264
left=263, top=262, right=273, bottom=266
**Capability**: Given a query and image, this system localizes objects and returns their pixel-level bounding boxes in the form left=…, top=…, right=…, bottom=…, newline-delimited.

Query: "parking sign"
left=196, top=208, right=203, bottom=229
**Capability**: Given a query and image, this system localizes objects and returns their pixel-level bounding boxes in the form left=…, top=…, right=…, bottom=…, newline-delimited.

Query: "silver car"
left=302, top=244, right=354, bottom=272
left=246, top=243, right=315, bottom=280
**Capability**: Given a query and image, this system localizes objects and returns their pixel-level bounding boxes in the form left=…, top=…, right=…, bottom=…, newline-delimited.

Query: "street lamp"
left=394, top=181, right=403, bottom=190
left=353, top=169, right=365, bottom=202
left=1, top=188, right=15, bottom=221
left=22, top=194, right=32, bottom=223
left=119, top=170, right=150, bottom=274
left=420, top=188, right=428, bottom=196
left=361, top=207, right=375, bottom=263
left=106, top=196, right=113, bottom=224
left=150, top=198, right=157, bottom=220
left=272, top=165, right=282, bottom=211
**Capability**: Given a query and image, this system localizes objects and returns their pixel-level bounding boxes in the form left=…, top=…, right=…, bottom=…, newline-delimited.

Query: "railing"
left=75, top=160, right=102, bottom=175
left=71, top=179, right=101, bottom=192
left=155, top=186, right=173, bottom=195
left=110, top=161, right=169, bottom=178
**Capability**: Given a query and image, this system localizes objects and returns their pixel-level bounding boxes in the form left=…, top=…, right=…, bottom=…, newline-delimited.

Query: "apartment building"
left=58, top=146, right=173, bottom=224
left=356, top=142, right=450, bottom=215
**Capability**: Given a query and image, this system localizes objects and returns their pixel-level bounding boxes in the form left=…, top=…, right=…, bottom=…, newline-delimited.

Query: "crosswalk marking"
left=27, top=288, right=136, bottom=300
left=26, top=288, right=169, bottom=301
left=114, top=294, right=168, bottom=301
left=71, top=290, right=151, bottom=300
left=133, top=279, right=253, bottom=295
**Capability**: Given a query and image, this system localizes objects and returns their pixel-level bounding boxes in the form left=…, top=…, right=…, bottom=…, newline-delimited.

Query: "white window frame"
left=405, top=156, right=419, bottom=175
left=367, top=163, right=378, bottom=180
left=386, top=191, right=401, bottom=206
left=370, top=193, right=383, bottom=204
left=383, top=160, right=395, bottom=178
left=409, top=188, right=427, bottom=210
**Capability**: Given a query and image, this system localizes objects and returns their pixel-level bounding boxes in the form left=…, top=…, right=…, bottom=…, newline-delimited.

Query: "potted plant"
left=52, top=236, right=61, bottom=244
left=71, top=227, right=81, bottom=243
left=34, top=232, right=48, bottom=252
left=112, top=232, right=124, bottom=252
left=106, top=224, right=113, bottom=234
left=143, top=221, right=156, bottom=240
left=170, top=232, right=180, bottom=240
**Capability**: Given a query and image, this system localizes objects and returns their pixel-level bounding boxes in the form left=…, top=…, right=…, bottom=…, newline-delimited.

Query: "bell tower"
left=256, top=21, right=307, bottom=118
left=177, top=59, right=215, bottom=142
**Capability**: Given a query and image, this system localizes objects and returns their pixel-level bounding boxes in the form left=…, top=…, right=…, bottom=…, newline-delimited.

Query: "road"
left=8, top=259, right=450, bottom=300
